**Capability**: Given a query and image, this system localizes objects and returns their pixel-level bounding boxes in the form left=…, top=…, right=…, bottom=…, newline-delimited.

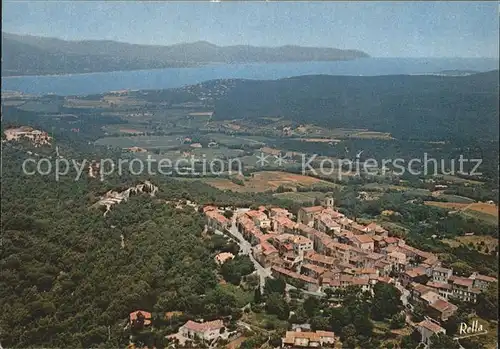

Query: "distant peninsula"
left=1, top=32, right=370, bottom=76
left=411, top=69, right=479, bottom=77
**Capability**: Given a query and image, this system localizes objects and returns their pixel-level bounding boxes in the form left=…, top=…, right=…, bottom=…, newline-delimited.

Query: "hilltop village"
left=2, top=122, right=497, bottom=348
left=204, top=198, right=497, bottom=347
left=3, top=126, right=52, bottom=147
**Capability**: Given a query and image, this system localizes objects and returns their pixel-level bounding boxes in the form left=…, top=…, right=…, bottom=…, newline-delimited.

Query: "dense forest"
left=0, top=142, right=298, bottom=348
left=210, top=71, right=499, bottom=142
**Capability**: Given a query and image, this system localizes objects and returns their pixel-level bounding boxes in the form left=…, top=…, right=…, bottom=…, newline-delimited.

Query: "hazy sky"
left=3, top=1, right=499, bottom=58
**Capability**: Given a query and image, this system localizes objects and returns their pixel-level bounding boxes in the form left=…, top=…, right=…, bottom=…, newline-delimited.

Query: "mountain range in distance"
left=1, top=32, right=369, bottom=77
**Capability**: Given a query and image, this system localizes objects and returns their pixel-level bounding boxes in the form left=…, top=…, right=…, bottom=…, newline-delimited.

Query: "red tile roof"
left=274, top=215, right=295, bottom=228
left=366, top=222, right=388, bottom=233
left=283, top=330, right=334, bottom=345
left=351, top=222, right=367, bottom=231
left=261, top=241, right=278, bottom=256
left=203, top=205, right=217, bottom=213
left=271, top=266, right=318, bottom=284
left=323, top=278, right=341, bottom=287
left=430, top=299, right=458, bottom=313
left=130, top=310, right=152, bottom=325
left=301, top=206, right=324, bottom=213
left=384, top=236, right=399, bottom=244
left=473, top=274, right=497, bottom=283
left=405, top=267, right=427, bottom=278
left=427, top=281, right=452, bottom=290
left=304, top=252, right=336, bottom=266
left=206, top=210, right=229, bottom=225
left=417, top=320, right=445, bottom=333
left=318, top=214, right=340, bottom=228
left=352, top=277, right=370, bottom=286
left=302, top=263, right=327, bottom=275
left=183, top=319, right=224, bottom=332
left=328, top=242, right=351, bottom=251
left=453, top=277, right=474, bottom=287
left=246, top=210, right=268, bottom=220
left=352, top=234, right=374, bottom=244
left=316, top=330, right=335, bottom=338
left=270, top=207, right=290, bottom=216
left=411, top=282, right=433, bottom=295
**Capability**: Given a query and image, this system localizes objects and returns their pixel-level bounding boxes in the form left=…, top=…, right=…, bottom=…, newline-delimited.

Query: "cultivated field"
left=363, top=183, right=432, bottom=196
left=424, top=201, right=471, bottom=210
left=426, top=201, right=498, bottom=225
left=425, top=201, right=497, bottom=215
left=210, top=133, right=272, bottom=146
left=430, top=192, right=475, bottom=203
left=465, top=202, right=499, bottom=216
left=436, top=174, right=484, bottom=185
left=95, top=135, right=184, bottom=149
left=204, top=171, right=335, bottom=193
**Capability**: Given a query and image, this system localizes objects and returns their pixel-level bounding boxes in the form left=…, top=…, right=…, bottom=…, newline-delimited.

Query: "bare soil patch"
left=466, top=203, right=498, bottom=217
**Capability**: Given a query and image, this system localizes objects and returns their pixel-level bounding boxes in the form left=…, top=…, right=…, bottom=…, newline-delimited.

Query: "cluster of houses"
left=3, top=126, right=52, bottom=147
left=204, top=197, right=497, bottom=346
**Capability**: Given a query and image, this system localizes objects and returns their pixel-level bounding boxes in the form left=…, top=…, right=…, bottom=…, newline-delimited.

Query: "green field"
left=437, top=175, right=484, bottom=185
left=208, top=133, right=271, bottom=146
left=95, top=135, right=184, bottom=149
left=130, top=147, right=245, bottom=162
left=191, top=147, right=245, bottom=160
left=462, top=209, right=498, bottom=226
left=18, top=100, right=62, bottom=113
left=438, top=194, right=475, bottom=203
left=362, top=183, right=432, bottom=196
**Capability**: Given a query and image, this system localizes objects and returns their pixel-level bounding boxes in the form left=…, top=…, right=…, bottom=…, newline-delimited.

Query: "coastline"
left=0, top=58, right=368, bottom=79
left=3, top=58, right=498, bottom=97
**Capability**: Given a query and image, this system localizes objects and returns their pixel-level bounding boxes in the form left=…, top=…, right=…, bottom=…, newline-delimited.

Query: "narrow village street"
left=227, top=208, right=272, bottom=293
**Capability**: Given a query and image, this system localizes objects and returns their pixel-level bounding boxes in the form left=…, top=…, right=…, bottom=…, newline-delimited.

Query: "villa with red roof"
left=129, top=310, right=152, bottom=327
left=179, top=319, right=225, bottom=342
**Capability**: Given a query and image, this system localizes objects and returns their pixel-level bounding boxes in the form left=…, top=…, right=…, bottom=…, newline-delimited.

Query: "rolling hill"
left=206, top=71, right=499, bottom=142
left=1, top=32, right=369, bottom=76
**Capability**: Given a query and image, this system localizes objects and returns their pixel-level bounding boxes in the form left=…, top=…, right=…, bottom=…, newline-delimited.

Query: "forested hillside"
left=211, top=71, right=499, bottom=142
left=0, top=140, right=298, bottom=348
left=1, top=32, right=368, bottom=76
